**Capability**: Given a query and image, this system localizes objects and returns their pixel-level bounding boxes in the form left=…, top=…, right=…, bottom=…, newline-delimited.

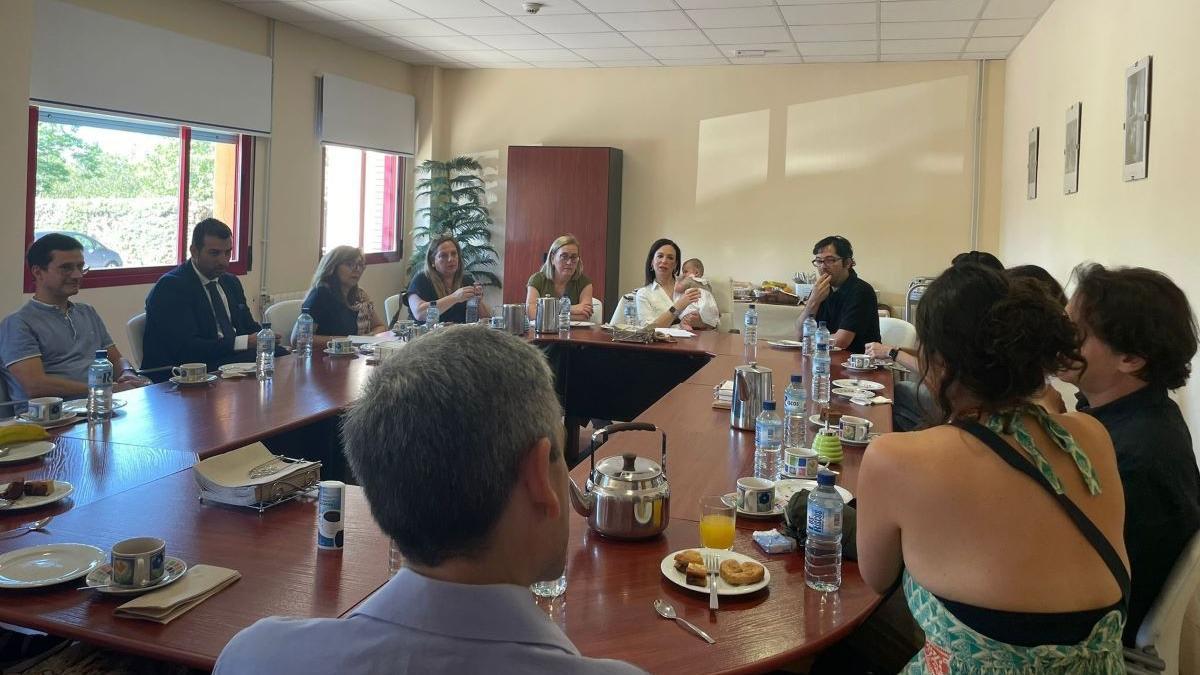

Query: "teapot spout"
left=568, top=477, right=594, bottom=518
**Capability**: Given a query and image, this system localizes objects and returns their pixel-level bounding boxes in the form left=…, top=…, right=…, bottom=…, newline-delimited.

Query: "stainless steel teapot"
left=568, top=422, right=670, bottom=540
left=731, top=361, right=773, bottom=431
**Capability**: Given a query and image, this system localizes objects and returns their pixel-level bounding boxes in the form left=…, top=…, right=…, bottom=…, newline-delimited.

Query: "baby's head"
left=681, top=258, right=705, bottom=279
left=674, top=276, right=705, bottom=296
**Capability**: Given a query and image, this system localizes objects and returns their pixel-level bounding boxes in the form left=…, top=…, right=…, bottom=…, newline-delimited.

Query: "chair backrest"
left=879, top=316, right=918, bottom=350
left=1135, top=529, right=1200, bottom=674
left=384, top=294, right=401, bottom=326
left=126, top=312, right=147, bottom=368
left=0, top=369, right=9, bottom=406
left=591, top=298, right=603, bottom=325
left=263, top=299, right=303, bottom=347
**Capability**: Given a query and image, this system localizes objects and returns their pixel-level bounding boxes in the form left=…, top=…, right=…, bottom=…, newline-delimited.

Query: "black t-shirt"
left=302, top=285, right=358, bottom=337
left=1078, top=385, right=1200, bottom=645
left=406, top=271, right=475, bottom=324
left=813, top=269, right=881, bottom=354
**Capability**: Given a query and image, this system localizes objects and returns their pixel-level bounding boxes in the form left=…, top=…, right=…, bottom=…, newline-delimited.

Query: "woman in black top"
left=407, top=235, right=491, bottom=324
left=302, top=246, right=387, bottom=347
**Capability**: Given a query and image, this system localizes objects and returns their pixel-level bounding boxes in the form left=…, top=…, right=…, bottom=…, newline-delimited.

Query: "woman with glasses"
left=407, top=234, right=491, bottom=324
left=525, top=235, right=594, bottom=323
left=302, top=246, right=388, bottom=346
left=634, top=238, right=703, bottom=330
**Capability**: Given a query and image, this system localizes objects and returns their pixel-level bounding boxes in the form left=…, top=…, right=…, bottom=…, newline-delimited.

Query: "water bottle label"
left=807, top=503, right=842, bottom=536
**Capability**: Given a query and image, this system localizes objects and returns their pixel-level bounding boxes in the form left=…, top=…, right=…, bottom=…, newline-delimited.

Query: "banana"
left=0, top=424, right=50, bottom=446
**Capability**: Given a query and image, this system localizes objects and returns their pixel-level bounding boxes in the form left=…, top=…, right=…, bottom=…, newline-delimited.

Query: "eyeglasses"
left=811, top=257, right=844, bottom=267
left=342, top=260, right=366, bottom=271
left=54, top=263, right=90, bottom=275
left=556, top=253, right=580, bottom=263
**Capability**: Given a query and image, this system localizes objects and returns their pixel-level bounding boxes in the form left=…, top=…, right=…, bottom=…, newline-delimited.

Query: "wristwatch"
left=888, top=347, right=900, bottom=361
left=668, top=305, right=679, bottom=316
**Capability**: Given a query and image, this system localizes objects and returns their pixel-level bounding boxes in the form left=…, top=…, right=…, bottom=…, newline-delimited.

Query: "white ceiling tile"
left=797, top=40, right=877, bottom=55
left=678, top=0, right=779, bottom=7
left=244, top=1, right=345, bottom=23
left=782, top=3, right=876, bottom=25
left=472, top=63, right=534, bottom=68
left=445, top=49, right=524, bottom=62
left=738, top=55, right=807, bottom=63
left=547, top=32, right=633, bottom=48
left=345, top=34, right=417, bottom=49
left=403, top=34, right=491, bottom=49
left=655, top=57, right=731, bottom=66
left=686, top=7, right=783, bottom=29
left=881, top=38, right=965, bottom=53
left=477, top=33, right=561, bottom=48
left=623, top=29, right=710, bottom=46
left=392, top=0, right=502, bottom=18
left=881, top=20, right=972, bottom=39
left=643, top=44, right=726, bottom=59
left=982, top=0, right=1053, bottom=19
left=517, top=13, right=611, bottom=33
left=576, top=0, right=675, bottom=10
left=803, top=54, right=878, bottom=62
left=717, top=42, right=800, bottom=57
left=972, top=17, right=1035, bottom=36
left=486, top=0, right=589, bottom=14
left=882, top=53, right=960, bottom=61
left=964, top=35, right=1021, bottom=51
left=295, top=20, right=390, bottom=38
left=308, top=1, right=421, bottom=21
left=960, top=51, right=1009, bottom=60
left=881, top=0, right=984, bottom=22
left=437, top=16, right=534, bottom=35
left=788, top=23, right=876, bottom=41
left=704, top=26, right=792, bottom=44
left=598, top=11, right=694, bottom=31
left=778, top=0, right=876, bottom=3
left=534, top=61, right=597, bottom=68
left=363, top=18, right=460, bottom=36
left=572, top=47, right=649, bottom=59
left=592, top=60, right=662, bottom=67
left=505, top=48, right=586, bottom=61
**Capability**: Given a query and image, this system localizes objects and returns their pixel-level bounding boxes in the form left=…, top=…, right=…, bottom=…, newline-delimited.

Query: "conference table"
left=0, top=326, right=893, bottom=673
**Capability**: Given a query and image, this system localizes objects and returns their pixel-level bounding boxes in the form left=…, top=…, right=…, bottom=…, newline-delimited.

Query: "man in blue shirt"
left=215, top=327, right=643, bottom=674
left=0, top=233, right=147, bottom=403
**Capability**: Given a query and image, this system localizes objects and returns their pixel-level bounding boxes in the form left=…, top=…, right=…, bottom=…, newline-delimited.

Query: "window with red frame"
left=24, top=106, right=253, bottom=291
left=320, top=144, right=403, bottom=264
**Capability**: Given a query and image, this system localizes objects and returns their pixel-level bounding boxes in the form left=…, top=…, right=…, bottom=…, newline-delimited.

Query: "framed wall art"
left=1027, top=126, right=1039, bottom=200
left=1124, top=56, right=1152, bottom=181
left=1064, top=102, right=1081, bottom=194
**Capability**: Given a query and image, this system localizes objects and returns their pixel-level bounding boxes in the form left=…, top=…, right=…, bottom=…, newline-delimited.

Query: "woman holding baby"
left=635, top=238, right=719, bottom=330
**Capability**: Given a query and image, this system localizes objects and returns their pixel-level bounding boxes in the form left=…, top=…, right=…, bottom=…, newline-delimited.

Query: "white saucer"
left=0, top=480, right=74, bottom=511
left=217, top=363, right=256, bottom=374
left=841, top=432, right=882, bottom=447
left=767, top=339, right=804, bottom=349
left=0, top=543, right=105, bottom=589
left=170, top=374, right=218, bottom=386
left=841, top=362, right=878, bottom=372
left=832, top=387, right=871, bottom=399
left=15, top=413, right=83, bottom=429
left=659, top=548, right=771, bottom=596
left=721, top=492, right=785, bottom=519
left=322, top=348, right=357, bottom=357
left=776, top=478, right=853, bottom=504
left=62, top=398, right=127, bottom=414
left=808, top=414, right=875, bottom=430
left=0, top=441, right=55, bottom=465
left=832, top=379, right=885, bottom=391
left=84, top=556, right=188, bottom=595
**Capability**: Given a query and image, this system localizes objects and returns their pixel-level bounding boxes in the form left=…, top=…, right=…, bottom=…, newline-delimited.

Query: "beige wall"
left=438, top=60, right=1005, bottom=313
left=0, top=0, right=414, bottom=358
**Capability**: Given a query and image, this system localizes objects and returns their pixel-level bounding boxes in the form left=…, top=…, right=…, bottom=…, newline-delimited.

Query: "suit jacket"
left=142, top=262, right=261, bottom=380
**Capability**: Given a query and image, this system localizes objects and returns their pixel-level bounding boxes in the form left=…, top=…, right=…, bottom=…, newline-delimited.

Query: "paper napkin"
left=115, top=565, right=241, bottom=624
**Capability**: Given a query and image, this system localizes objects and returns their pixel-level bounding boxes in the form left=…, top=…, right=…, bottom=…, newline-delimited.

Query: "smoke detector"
left=523, top=2, right=543, bottom=13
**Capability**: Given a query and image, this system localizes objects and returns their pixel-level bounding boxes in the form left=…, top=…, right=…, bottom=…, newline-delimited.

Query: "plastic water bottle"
left=744, top=303, right=758, bottom=345
left=465, top=296, right=479, bottom=324
left=292, top=307, right=314, bottom=358
left=754, top=400, right=783, bottom=480
left=559, top=295, right=571, bottom=338
left=425, top=301, right=440, bottom=328
left=802, top=317, right=818, bottom=357
left=806, top=468, right=843, bottom=591
left=784, top=374, right=808, bottom=449
left=87, top=350, right=113, bottom=422
left=812, top=321, right=831, bottom=405
left=256, top=322, right=275, bottom=380
left=623, top=293, right=638, bottom=327
left=531, top=571, right=567, bottom=598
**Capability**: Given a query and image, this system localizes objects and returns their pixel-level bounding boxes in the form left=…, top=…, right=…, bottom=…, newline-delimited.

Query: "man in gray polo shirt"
left=0, top=233, right=148, bottom=404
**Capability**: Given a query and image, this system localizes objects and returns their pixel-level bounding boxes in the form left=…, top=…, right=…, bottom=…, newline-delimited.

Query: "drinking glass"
left=388, top=539, right=403, bottom=576
left=530, top=570, right=567, bottom=598
left=699, top=496, right=736, bottom=550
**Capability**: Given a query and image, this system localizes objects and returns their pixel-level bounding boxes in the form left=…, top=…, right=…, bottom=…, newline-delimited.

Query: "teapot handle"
left=588, top=422, right=668, bottom=478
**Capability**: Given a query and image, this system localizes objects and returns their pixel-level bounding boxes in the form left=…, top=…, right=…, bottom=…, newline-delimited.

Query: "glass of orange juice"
left=699, top=496, right=736, bottom=550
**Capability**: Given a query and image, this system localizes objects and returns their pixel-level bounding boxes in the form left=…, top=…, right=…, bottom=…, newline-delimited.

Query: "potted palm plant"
left=408, top=157, right=501, bottom=288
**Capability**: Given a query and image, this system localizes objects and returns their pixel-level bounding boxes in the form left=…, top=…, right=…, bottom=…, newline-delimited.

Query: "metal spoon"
left=0, top=516, right=53, bottom=539
left=653, top=599, right=714, bottom=644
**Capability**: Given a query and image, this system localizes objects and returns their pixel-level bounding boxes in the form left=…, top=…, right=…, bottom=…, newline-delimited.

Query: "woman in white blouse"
left=635, top=238, right=702, bottom=329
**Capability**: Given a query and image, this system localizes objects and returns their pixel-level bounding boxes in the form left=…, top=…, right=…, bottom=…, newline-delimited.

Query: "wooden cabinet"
left=503, top=146, right=623, bottom=310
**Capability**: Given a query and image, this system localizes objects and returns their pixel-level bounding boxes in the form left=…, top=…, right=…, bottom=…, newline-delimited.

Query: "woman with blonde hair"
left=301, top=246, right=388, bottom=346
left=525, top=235, right=594, bottom=322
left=406, top=234, right=491, bottom=324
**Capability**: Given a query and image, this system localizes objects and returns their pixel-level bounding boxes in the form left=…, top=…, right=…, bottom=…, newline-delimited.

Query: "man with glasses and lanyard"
left=796, top=235, right=881, bottom=354
left=1, top=233, right=148, bottom=406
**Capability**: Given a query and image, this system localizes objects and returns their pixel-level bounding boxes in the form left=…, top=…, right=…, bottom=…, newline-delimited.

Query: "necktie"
left=206, top=281, right=236, bottom=341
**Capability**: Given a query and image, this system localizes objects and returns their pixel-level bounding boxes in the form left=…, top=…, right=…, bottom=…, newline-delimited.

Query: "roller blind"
left=319, top=74, right=416, bottom=156
left=30, top=0, right=272, bottom=135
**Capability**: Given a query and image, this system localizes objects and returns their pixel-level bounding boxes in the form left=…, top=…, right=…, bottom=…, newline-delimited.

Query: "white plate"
left=767, top=340, right=804, bottom=349
left=0, top=543, right=105, bottom=589
left=169, top=374, right=218, bottom=386
left=217, top=363, right=256, bottom=374
left=569, top=321, right=595, bottom=328
left=15, top=413, right=83, bottom=430
left=841, top=432, right=882, bottom=447
left=0, top=480, right=73, bottom=511
left=832, top=379, right=885, bottom=391
left=84, top=556, right=188, bottom=595
left=808, top=414, right=874, bottom=430
left=721, top=492, right=785, bottom=519
left=776, top=478, right=853, bottom=504
left=0, top=441, right=55, bottom=465
left=62, top=398, right=127, bottom=414
left=659, top=548, right=771, bottom=596
left=322, top=348, right=357, bottom=357
left=832, top=387, right=871, bottom=399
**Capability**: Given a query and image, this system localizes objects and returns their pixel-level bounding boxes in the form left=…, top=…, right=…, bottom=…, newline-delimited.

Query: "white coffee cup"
left=736, top=477, right=776, bottom=514
left=26, top=397, right=65, bottom=422
left=110, top=536, right=167, bottom=588
left=849, top=354, right=873, bottom=369
left=839, top=415, right=871, bottom=442
left=330, top=337, right=354, bottom=354
left=783, top=447, right=820, bottom=478
left=171, top=363, right=207, bottom=383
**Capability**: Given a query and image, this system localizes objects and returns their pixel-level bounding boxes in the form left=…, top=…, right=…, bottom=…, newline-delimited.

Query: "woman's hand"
left=673, top=288, right=702, bottom=312
left=574, top=302, right=594, bottom=320
left=453, top=285, right=479, bottom=303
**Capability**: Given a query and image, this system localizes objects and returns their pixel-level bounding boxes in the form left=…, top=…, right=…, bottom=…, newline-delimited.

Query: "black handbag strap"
left=953, top=419, right=1130, bottom=606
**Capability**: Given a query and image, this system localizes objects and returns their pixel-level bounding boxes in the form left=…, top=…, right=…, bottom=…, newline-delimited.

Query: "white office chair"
left=264, top=300, right=303, bottom=347
left=1128, top=530, right=1200, bottom=674
left=610, top=295, right=630, bottom=325
left=384, top=294, right=402, bottom=326
left=591, top=298, right=603, bottom=325
left=879, top=316, right=918, bottom=350
left=126, top=313, right=147, bottom=369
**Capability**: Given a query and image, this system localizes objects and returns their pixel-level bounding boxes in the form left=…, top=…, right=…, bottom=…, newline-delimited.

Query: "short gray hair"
left=341, top=325, right=562, bottom=567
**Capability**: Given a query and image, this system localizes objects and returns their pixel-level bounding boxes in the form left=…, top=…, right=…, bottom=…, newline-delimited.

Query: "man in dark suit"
left=142, top=218, right=263, bottom=381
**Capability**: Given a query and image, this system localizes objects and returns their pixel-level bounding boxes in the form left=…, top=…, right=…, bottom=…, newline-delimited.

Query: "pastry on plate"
left=719, top=559, right=765, bottom=586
